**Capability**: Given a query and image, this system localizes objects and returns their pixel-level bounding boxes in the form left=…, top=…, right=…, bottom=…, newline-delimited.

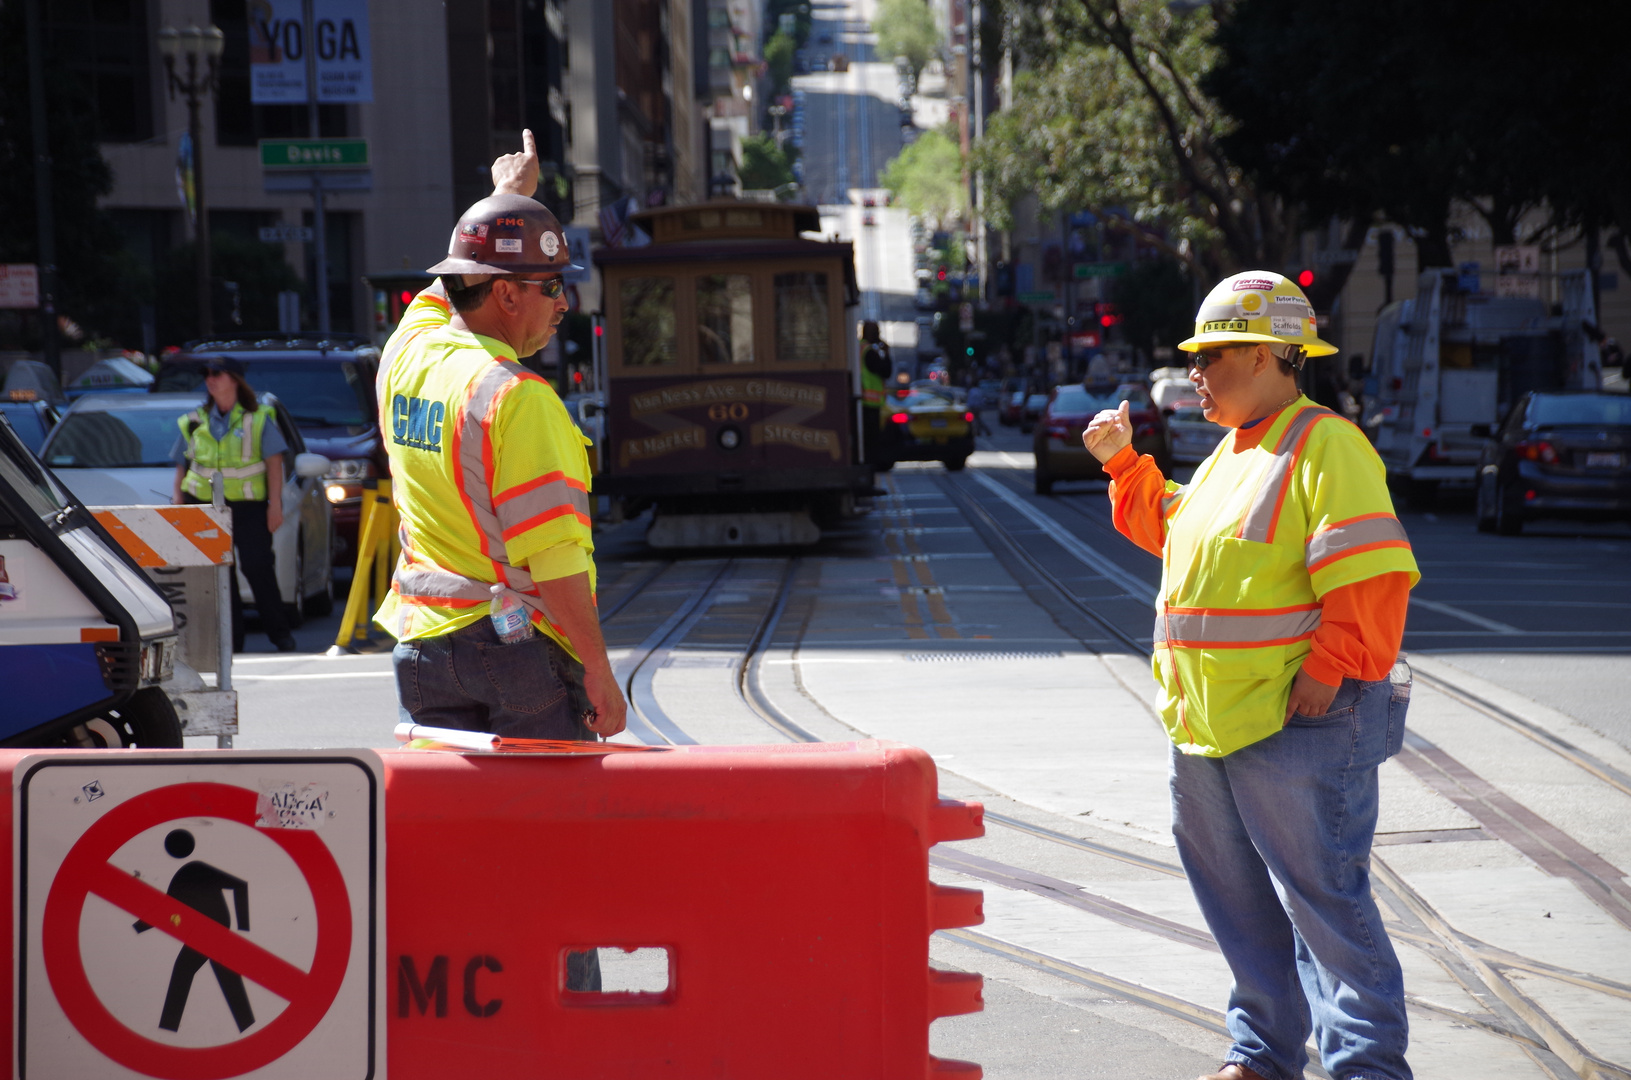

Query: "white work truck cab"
left=1367, top=268, right=1602, bottom=505
left=0, top=412, right=182, bottom=746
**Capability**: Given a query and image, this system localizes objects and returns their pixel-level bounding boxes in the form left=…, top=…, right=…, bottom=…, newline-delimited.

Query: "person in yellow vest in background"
left=377, top=129, right=626, bottom=762
left=1085, top=272, right=1419, bottom=1080
left=170, top=357, right=296, bottom=653
left=859, top=320, right=890, bottom=467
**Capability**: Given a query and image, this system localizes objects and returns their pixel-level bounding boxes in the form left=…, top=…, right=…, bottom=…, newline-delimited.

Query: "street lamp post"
left=157, top=23, right=224, bottom=339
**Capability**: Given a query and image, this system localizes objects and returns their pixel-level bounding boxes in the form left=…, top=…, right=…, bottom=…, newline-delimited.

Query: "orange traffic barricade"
left=0, top=740, right=985, bottom=1079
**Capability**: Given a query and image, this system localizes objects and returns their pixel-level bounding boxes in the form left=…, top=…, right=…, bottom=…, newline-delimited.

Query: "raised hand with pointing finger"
left=1083, top=399, right=1133, bottom=464
left=491, top=128, right=540, bottom=197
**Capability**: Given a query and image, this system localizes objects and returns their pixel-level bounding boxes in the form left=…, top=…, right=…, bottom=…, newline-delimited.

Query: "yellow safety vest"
left=861, top=347, right=886, bottom=408
left=179, top=403, right=274, bottom=502
left=373, top=284, right=596, bottom=654
left=1151, top=398, right=1419, bottom=756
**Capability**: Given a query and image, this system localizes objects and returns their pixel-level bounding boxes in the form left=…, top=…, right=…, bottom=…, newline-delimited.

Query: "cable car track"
left=589, top=476, right=1630, bottom=1077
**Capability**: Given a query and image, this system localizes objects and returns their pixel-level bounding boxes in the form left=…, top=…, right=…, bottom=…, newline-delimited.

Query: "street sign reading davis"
left=15, top=752, right=385, bottom=1079
left=260, top=138, right=370, bottom=168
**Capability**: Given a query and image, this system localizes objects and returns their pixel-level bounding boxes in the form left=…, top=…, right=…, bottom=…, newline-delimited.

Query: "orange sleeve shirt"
left=1106, top=441, right=1409, bottom=689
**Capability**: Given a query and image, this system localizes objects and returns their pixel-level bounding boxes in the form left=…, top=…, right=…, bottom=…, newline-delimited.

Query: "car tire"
left=1475, top=475, right=1497, bottom=533
left=1494, top=482, right=1523, bottom=535
left=68, top=688, right=184, bottom=748
left=1020, top=423, right=1033, bottom=435
left=1034, top=472, right=1053, bottom=495
left=944, top=455, right=968, bottom=472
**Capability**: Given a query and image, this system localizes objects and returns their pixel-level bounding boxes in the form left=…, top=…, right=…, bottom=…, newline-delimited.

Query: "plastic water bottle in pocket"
left=488, top=584, right=534, bottom=644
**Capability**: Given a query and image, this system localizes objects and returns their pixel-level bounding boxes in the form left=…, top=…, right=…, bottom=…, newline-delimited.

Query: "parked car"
left=1167, top=405, right=1222, bottom=465
left=154, top=336, right=382, bottom=566
left=1032, top=383, right=1170, bottom=494
left=39, top=392, right=336, bottom=624
left=882, top=390, right=976, bottom=470
left=0, top=391, right=62, bottom=453
left=1475, top=391, right=1631, bottom=535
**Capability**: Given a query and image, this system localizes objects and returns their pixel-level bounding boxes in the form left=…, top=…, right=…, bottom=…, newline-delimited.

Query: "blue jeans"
left=1170, top=667, right=1412, bottom=1080
left=393, top=618, right=595, bottom=740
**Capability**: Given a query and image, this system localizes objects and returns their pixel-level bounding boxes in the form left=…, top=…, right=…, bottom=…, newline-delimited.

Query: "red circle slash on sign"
left=42, top=782, right=352, bottom=1080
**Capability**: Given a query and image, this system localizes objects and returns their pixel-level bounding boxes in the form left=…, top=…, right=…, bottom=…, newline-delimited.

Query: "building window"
left=211, top=0, right=347, bottom=147
left=696, top=274, right=753, bottom=365
left=619, top=277, right=676, bottom=366
left=50, top=0, right=154, bottom=143
left=774, top=273, right=828, bottom=363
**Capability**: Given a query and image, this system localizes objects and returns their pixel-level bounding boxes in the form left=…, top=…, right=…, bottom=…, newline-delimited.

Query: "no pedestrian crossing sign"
left=15, top=752, right=385, bottom=1079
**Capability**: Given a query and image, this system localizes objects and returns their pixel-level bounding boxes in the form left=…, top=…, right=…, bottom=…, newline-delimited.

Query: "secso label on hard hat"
left=14, top=751, right=386, bottom=1079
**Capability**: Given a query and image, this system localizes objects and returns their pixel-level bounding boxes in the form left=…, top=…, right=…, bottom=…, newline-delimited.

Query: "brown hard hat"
left=426, top=193, right=581, bottom=276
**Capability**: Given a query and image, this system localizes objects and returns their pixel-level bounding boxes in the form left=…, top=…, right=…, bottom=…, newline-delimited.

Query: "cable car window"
left=619, top=277, right=677, bottom=366
left=774, top=272, right=829, bottom=363
left=697, top=274, right=755, bottom=365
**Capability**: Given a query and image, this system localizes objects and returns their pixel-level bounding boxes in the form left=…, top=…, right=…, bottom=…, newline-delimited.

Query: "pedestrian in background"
left=860, top=320, right=890, bottom=466
left=1084, top=271, right=1419, bottom=1080
left=171, top=357, right=296, bottom=653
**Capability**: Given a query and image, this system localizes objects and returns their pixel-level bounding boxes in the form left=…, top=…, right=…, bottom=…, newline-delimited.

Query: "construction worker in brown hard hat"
left=376, top=129, right=626, bottom=750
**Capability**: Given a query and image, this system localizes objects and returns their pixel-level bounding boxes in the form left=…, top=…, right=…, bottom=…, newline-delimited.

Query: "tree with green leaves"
left=1209, top=0, right=1631, bottom=275
left=874, top=0, right=940, bottom=95
left=765, top=31, right=796, bottom=98
left=882, top=127, right=967, bottom=231
left=976, top=0, right=1303, bottom=285
left=738, top=133, right=796, bottom=193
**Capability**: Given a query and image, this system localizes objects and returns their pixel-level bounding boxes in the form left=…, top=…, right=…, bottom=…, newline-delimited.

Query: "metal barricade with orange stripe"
left=90, top=504, right=237, bottom=747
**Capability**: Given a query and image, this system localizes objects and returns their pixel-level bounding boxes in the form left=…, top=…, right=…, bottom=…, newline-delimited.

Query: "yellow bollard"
left=327, top=479, right=395, bottom=655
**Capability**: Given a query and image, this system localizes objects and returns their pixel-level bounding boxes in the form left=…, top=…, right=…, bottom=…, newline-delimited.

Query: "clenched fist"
left=1083, top=399, right=1133, bottom=464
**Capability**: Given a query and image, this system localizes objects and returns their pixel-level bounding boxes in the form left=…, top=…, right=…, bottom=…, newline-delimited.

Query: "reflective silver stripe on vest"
left=1306, top=515, right=1409, bottom=569
left=456, top=361, right=526, bottom=564
left=1161, top=490, right=1183, bottom=517
left=1237, top=406, right=1337, bottom=543
left=394, top=565, right=493, bottom=602
left=496, top=476, right=591, bottom=538
left=213, top=461, right=268, bottom=479
left=1153, top=605, right=1322, bottom=646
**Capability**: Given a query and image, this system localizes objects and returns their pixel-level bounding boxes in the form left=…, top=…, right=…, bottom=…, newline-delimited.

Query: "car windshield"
left=43, top=405, right=190, bottom=468
left=158, top=360, right=369, bottom=427
left=1529, top=395, right=1631, bottom=427
left=900, top=392, right=954, bottom=410
left=1051, top=385, right=1124, bottom=414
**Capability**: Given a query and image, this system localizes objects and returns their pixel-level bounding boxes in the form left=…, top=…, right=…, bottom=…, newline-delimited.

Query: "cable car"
left=594, top=201, right=873, bottom=547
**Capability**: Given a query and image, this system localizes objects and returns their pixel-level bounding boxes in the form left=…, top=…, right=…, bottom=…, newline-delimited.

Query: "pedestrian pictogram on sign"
left=16, top=753, right=385, bottom=1079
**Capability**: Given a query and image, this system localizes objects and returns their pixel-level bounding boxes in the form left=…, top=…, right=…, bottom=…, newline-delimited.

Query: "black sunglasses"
left=1189, top=345, right=1251, bottom=371
left=513, top=276, right=565, bottom=299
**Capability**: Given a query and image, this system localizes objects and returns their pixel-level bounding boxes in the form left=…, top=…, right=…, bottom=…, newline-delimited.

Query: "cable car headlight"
left=717, top=426, right=742, bottom=450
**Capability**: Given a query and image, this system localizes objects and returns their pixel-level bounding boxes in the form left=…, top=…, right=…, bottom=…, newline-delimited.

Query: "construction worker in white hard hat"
left=1084, top=271, right=1420, bottom=1080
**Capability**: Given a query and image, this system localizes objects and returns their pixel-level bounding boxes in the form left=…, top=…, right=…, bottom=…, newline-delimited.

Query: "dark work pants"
left=862, top=406, right=883, bottom=466
left=185, top=496, right=290, bottom=649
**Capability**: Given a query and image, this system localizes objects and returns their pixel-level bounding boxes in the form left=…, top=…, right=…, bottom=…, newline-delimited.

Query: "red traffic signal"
left=936, top=266, right=948, bottom=282
left=1297, top=269, right=1315, bottom=288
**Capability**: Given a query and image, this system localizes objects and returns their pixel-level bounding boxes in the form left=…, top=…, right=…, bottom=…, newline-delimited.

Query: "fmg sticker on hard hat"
left=15, top=752, right=385, bottom=1079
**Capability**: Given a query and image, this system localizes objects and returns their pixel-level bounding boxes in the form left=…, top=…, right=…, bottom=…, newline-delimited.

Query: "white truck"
left=1367, top=268, right=1601, bottom=504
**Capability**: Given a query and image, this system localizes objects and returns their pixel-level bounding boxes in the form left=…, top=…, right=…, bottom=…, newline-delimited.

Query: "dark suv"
left=155, top=335, right=384, bottom=566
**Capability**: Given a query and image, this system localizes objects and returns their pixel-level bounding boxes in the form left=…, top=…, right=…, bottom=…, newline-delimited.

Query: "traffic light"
left=1297, top=269, right=1315, bottom=288
left=937, top=265, right=948, bottom=282
left=965, top=346, right=975, bottom=357
left=1094, top=302, right=1121, bottom=328
left=398, top=290, right=413, bottom=305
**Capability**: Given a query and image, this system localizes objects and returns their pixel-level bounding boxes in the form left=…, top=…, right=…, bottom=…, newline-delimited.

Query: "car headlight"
left=323, top=458, right=375, bottom=482
left=141, top=637, right=176, bottom=684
